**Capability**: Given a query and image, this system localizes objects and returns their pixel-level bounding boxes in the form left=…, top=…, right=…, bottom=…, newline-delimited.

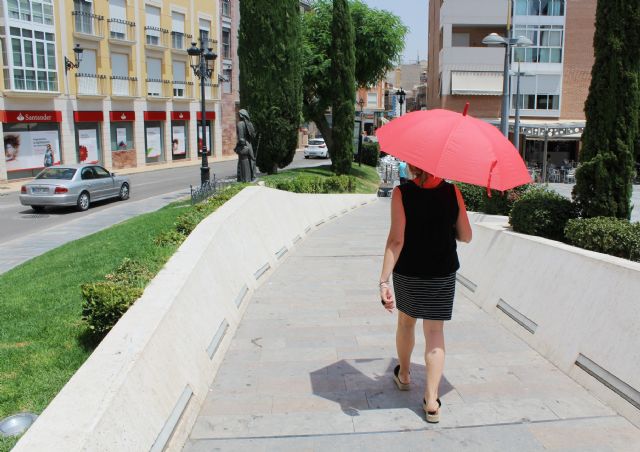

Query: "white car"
left=304, top=138, right=329, bottom=159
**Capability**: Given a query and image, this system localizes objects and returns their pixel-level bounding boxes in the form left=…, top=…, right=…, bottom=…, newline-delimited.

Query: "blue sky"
left=360, top=0, right=428, bottom=63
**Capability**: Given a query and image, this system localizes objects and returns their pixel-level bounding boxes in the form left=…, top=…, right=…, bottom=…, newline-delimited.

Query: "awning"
left=451, top=71, right=503, bottom=96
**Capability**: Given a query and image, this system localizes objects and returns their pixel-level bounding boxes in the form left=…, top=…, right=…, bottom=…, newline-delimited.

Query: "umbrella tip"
left=462, top=102, right=470, bottom=116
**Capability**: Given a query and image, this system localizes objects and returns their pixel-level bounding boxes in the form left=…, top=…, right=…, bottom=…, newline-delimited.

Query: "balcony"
left=171, top=32, right=193, bottom=51
left=172, top=80, right=194, bottom=99
left=145, top=27, right=169, bottom=48
left=440, top=46, right=504, bottom=69
left=202, top=82, right=220, bottom=101
left=72, top=11, right=104, bottom=39
left=76, top=73, right=107, bottom=96
left=146, top=78, right=172, bottom=98
left=108, top=18, right=136, bottom=43
left=111, top=75, right=138, bottom=97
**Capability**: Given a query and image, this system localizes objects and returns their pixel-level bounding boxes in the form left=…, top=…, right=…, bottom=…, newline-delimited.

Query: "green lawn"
left=260, top=163, right=380, bottom=194
left=0, top=164, right=380, bottom=450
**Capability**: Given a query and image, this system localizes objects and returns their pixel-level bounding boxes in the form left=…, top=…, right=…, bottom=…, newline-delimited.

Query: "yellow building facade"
left=1, top=0, right=222, bottom=182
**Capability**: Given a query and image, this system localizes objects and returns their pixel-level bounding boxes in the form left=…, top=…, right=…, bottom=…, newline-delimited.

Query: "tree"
left=330, top=0, right=356, bottom=174
left=238, top=0, right=302, bottom=174
left=573, top=1, right=640, bottom=218
left=302, top=1, right=407, bottom=169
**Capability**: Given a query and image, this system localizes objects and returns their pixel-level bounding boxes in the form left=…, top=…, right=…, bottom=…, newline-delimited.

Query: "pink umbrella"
left=376, top=107, right=531, bottom=191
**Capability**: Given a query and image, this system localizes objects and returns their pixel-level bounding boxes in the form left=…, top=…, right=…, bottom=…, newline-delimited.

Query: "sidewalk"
left=184, top=198, right=640, bottom=451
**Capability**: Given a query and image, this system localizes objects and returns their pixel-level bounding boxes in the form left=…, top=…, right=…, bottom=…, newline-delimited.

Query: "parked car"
left=304, top=138, right=329, bottom=159
left=20, top=164, right=130, bottom=212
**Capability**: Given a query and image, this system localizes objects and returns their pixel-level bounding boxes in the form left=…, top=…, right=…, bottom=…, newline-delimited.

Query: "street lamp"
left=357, top=97, right=365, bottom=167
left=396, top=88, right=406, bottom=116
left=64, top=44, right=84, bottom=74
left=482, top=32, right=532, bottom=137
left=188, top=41, right=217, bottom=186
left=512, top=61, right=530, bottom=152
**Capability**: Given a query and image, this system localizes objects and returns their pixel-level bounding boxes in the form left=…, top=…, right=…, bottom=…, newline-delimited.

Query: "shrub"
left=360, top=142, right=380, bottom=167
left=81, top=281, right=143, bottom=335
left=482, top=185, right=531, bottom=215
left=154, top=229, right=187, bottom=247
left=104, top=258, right=153, bottom=287
left=509, top=186, right=578, bottom=241
left=174, top=210, right=203, bottom=235
left=565, top=217, right=640, bottom=261
left=455, top=183, right=484, bottom=212
left=266, top=174, right=356, bottom=194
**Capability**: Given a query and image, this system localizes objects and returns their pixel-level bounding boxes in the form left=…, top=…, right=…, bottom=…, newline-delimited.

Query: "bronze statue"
left=235, top=109, right=257, bottom=182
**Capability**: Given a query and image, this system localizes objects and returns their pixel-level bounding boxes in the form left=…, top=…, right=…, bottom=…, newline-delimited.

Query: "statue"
left=235, top=109, right=257, bottom=182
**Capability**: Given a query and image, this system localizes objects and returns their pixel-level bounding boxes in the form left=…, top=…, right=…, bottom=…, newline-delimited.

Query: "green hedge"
left=455, top=183, right=530, bottom=215
left=360, top=142, right=380, bottom=167
left=265, top=174, right=356, bottom=193
left=509, top=186, right=578, bottom=242
left=455, top=183, right=484, bottom=212
left=565, top=217, right=640, bottom=261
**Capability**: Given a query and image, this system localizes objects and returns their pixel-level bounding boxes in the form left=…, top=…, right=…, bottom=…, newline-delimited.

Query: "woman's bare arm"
left=454, top=185, right=472, bottom=243
left=379, top=187, right=405, bottom=312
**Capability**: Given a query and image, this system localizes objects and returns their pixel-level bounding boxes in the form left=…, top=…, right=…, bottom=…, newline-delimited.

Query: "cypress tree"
left=573, top=1, right=640, bottom=218
left=329, top=0, right=356, bottom=175
left=238, top=0, right=302, bottom=174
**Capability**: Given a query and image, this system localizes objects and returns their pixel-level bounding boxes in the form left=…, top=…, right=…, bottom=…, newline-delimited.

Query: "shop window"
left=3, top=121, right=61, bottom=180
left=145, top=121, right=165, bottom=163
left=110, top=122, right=134, bottom=151
left=75, top=122, right=102, bottom=164
left=171, top=121, right=189, bottom=160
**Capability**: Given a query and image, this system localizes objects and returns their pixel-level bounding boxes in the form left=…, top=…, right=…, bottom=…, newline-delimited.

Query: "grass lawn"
left=260, top=163, right=380, bottom=194
left=0, top=164, right=379, bottom=450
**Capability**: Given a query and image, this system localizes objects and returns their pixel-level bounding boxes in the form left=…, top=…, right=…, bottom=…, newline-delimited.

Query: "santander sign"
left=17, top=112, right=53, bottom=122
left=2, top=110, right=61, bottom=123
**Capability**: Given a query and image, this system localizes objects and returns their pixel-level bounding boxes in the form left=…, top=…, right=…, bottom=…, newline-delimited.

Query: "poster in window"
left=146, top=127, right=162, bottom=158
left=4, top=130, right=61, bottom=172
left=172, top=125, right=186, bottom=155
left=116, top=128, right=128, bottom=149
left=78, top=129, right=99, bottom=164
left=197, top=125, right=211, bottom=156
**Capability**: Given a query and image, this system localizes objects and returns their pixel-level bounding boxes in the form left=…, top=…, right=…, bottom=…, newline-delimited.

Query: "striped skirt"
left=392, top=272, right=456, bottom=320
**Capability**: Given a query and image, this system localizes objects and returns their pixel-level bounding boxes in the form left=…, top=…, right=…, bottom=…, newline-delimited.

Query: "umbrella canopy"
left=376, top=109, right=531, bottom=191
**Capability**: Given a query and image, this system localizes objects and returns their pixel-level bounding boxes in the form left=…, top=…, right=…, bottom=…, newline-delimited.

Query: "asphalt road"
left=0, top=151, right=327, bottom=246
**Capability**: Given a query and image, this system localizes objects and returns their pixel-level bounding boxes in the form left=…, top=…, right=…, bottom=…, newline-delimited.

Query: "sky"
left=360, top=0, right=428, bottom=64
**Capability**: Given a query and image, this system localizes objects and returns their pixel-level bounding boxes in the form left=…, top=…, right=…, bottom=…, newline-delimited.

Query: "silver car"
left=20, top=164, right=130, bottom=212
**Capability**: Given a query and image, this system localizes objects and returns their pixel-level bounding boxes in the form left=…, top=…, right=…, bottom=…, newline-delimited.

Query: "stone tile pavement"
left=184, top=199, right=640, bottom=451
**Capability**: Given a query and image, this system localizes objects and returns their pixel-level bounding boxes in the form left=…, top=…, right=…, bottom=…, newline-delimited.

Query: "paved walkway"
left=184, top=199, right=640, bottom=451
left=0, top=188, right=189, bottom=274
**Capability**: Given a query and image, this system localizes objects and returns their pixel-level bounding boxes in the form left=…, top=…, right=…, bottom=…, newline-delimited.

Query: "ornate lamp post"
left=64, top=44, right=84, bottom=74
left=188, top=42, right=217, bottom=186
left=396, top=88, right=406, bottom=116
left=481, top=32, right=532, bottom=137
left=357, top=97, right=365, bottom=166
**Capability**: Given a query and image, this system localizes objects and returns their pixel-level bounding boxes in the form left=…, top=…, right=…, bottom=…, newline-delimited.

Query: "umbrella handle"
left=462, top=102, right=470, bottom=116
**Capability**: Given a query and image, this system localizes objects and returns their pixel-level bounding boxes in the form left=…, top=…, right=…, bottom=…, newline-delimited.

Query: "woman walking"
left=379, top=164, right=472, bottom=423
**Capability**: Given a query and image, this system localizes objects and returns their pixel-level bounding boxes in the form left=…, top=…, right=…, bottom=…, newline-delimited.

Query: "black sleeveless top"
left=393, top=181, right=460, bottom=278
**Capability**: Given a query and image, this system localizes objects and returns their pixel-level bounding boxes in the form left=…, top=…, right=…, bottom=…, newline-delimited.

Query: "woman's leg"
left=423, top=319, right=445, bottom=410
left=396, top=311, right=417, bottom=383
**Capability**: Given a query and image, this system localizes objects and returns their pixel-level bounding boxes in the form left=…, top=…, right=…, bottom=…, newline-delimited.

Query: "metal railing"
left=190, top=177, right=235, bottom=205
left=76, top=73, right=107, bottom=96
left=145, top=26, right=169, bottom=47
left=72, top=11, right=104, bottom=37
left=171, top=31, right=192, bottom=50
left=146, top=78, right=172, bottom=97
left=172, top=80, right=194, bottom=98
left=108, top=18, right=136, bottom=42
left=111, top=75, right=138, bottom=97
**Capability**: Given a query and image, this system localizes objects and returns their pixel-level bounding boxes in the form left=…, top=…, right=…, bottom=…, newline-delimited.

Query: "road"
left=0, top=151, right=325, bottom=246
left=547, top=183, right=640, bottom=222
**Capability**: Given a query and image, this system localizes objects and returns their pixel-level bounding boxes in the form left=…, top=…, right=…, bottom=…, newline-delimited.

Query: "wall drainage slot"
left=456, top=273, right=477, bottom=292
left=315, top=220, right=325, bottom=226
left=150, top=385, right=193, bottom=452
left=293, top=235, right=302, bottom=244
left=254, top=263, right=271, bottom=280
left=350, top=205, right=357, bottom=209
left=360, top=201, right=368, bottom=206
left=341, top=209, right=348, bottom=214
left=207, top=320, right=229, bottom=359
left=275, top=246, right=288, bottom=260
left=496, top=298, right=538, bottom=334
left=304, top=226, right=311, bottom=234
left=575, top=354, right=640, bottom=410
left=329, top=214, right=337, bottom=220
left=235, top=285, right=249, bottom=308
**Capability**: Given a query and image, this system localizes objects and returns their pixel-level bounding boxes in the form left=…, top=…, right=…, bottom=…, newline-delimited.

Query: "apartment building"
left=0, top=0, right=222, bottom=182
left=218, top=0, right=238, bottom=158
left=428, top=0, right=596, bottom=168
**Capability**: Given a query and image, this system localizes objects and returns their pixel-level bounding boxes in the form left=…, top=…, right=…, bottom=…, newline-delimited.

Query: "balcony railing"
left=171, top=31, right=193, bottom=51
left=172, top=80, right=194, bottom=98
left=108, top=18, right=136, bottom=42
left=76, top=73, right=107, bottom=96
left=72, top=11, right=104, bottom=38
left=146, top=78, right=172, bottom=98
left=111, top=75, right=138, bottom=97
left=145, top=26, right=169, bottom=47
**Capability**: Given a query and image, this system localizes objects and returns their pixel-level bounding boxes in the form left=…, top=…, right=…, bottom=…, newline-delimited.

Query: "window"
left=171, top=11, right=186, bottom=49
left=111, top=122, right=133, bottom=151
left=367, top=92, right=378, bottom=108
left=111, top=52, right=129, bottom=95
left=172, top=61, right=186, bottom=97
left=9, top=26, right=57, bottom=91
left=512, top=93, right=559, bottom=111
left=77, top=49, right=98, bottom=94
left=109, top=0, right=127, bottom=39
left=222, top=67, right=231, bottom=94
left=514, top=0, right=564, bottom=16
left=221, top=0, right=231, bottom=17
left=73, top=0, right=93, bottom=34
left=199, top=18, right=211, bottom=43
left=146, top=58, right=162, bottom=96
left=513, top=25, right=563, bottom=63
left=7, top=0, right=54, bottom=24
left=452, top=32, right=470, bottom=47
left=222, top=27, right=231, bottom=59
left=146, top=5, right=161, bottom=45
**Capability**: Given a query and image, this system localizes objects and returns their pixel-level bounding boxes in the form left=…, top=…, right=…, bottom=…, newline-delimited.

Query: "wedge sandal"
left=393, top=364, right=410, bottom=391
left=423, top=398, right=441, bottom=423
